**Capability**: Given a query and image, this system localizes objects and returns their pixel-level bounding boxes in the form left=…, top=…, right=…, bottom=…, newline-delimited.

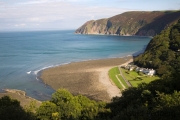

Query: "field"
left=120, top=68, right=160, bottom=87
left=108, top=67, right=161, bottom=89
left=108, top=67, right=122, bottom=89
left=108, top=67, right=129, bottom=90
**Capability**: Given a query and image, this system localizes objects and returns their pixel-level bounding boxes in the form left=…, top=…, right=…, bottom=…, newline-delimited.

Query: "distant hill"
left=75, top=10, right=180, bottom=36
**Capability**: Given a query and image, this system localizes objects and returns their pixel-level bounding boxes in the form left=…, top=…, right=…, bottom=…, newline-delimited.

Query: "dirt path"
left=98, top=58, right=133, bottom=99
left=116, top=74, right=125, bottom=89
left=118, top=59, right=133, bottom=87
left=98, top=67, right=122, bottom=99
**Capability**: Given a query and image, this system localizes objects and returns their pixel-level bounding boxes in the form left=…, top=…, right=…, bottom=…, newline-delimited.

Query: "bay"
left=0, top=30, right=151, bottom=100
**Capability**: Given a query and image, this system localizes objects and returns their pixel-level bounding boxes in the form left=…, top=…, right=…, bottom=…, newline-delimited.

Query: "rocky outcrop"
left=75, top=11, right=180, bottom=36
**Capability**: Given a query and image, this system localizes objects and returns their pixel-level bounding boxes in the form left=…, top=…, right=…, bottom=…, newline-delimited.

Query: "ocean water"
left=0, top=30, right=151, bottom=100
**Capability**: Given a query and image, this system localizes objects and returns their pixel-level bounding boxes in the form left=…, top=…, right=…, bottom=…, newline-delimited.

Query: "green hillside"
left=134, top=20, right=180, bottom=78
left=75, top=10, right=180, bottom=36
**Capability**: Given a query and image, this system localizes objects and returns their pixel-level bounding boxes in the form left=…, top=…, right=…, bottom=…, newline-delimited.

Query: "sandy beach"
left=40, top=56, right=133, bottom=102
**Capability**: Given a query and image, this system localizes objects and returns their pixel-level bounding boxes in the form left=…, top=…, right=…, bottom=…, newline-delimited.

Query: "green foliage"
left=51, top=89, right=81, bottom=119
left=51, top=89, right=73, bottom=104
left=104, top=20, right=180, bottom=120
left=134, top=20, right=180, bottom=78
left=36, top=101, right=59, bottom=120
left=106, top=77, right=180, bottom=119
left=120, top=68, right=160, bottom=87
left=24, top=100, right=38, bottom=113
left=0, top=96, right=35, bottom=120
left=36, top=89, right=109, bottom=120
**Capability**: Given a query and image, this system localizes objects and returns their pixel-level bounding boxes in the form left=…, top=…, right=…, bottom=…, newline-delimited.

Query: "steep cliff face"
left=75, top=11, right=180, bottom=36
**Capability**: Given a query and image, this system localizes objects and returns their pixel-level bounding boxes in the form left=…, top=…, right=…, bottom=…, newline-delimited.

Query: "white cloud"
left=18, top=0, right=56, bottom=5
left=0, top=0, right=130, bottom=30
left=0, top=2, right=4, bottom=5
left=15, top=23, right=26, bottom=27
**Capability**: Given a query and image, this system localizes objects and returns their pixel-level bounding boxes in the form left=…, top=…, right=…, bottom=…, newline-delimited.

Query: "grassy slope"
left=108, top=67, right=129, bottom=90
left=108, top=67, right=123, bottom=89
left=117, top=75, right=129, bottom=88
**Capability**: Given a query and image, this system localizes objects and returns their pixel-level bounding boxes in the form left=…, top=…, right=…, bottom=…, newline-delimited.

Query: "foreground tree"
left=0, top=96, right=35, bottom=120
left=36, top=88, right=109, bottom=120
left=36, top=101, right=59, bottom=120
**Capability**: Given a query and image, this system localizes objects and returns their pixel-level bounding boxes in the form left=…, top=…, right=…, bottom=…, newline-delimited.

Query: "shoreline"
left=36, top=55, right=133, bottom=81
left=0, top=55, right=134, bottom=103
left=75, top=32, right=153, bottom=38
left=40, top=55, right=134, bottom=102
left=0, top=89, right=42, bottom=107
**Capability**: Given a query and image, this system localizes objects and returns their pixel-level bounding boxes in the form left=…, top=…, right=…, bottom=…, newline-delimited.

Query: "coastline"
left=75, top=32, right=153, bottom=38
left=40, top=55, right=133, bottom=102
left=0, top=89, right=42, bottom=107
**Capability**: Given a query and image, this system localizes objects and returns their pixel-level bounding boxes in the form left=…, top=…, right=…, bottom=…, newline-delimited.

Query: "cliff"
left=75, top=11, right=180, bottom=36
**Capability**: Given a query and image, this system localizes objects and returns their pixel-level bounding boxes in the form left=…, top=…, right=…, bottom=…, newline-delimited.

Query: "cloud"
left=15, top=23, right=26, bottom=27
left=0, top=0, right=130, bottom=30
left=18, top=0, right=55, bottom=5
left=0, top=2, right=4, bottom=5
left=18, top=0, right=85, bottom=5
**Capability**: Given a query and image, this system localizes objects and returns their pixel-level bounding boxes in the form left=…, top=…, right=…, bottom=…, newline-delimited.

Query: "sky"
left=0, top=0, right=180, bottom=31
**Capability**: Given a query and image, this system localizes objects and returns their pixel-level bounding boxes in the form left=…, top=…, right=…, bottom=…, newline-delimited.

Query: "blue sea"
left=0, top=30, right=151, bottom=100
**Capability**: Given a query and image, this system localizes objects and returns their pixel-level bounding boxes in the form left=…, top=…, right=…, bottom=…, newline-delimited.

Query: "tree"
left=0, top=96, right=35, bottom=120
left=51, top=89, right=81, bottom=120
left=36, top=89, right=109, bottom=120
left=36, top=101, right=59, bottom=120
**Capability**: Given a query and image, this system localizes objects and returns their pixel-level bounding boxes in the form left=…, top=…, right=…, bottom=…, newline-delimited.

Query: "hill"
left=105, top=19, right=180, bottom=120
left=75, top=10, right=180, bottom=36
left=134, top=19, right=180, bottom=78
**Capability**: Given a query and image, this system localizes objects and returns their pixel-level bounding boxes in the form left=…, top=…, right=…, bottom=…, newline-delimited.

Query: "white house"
left=139, top=68, right=144, bottom=72
left=143, top=68, right=149, bottom=74
left=135, top=67, right=156, bottom=76
left=124, top=63, right=156, bottom=76
left=146, top=69, right=156, bottom=76
left=129, top=66, right=135, bottom=71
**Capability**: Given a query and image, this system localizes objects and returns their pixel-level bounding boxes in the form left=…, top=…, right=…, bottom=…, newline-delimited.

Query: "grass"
left=120, top=68, right=160, bottom=87
left=108, top=67, right=124, bottom=90
left=108, top=67, right=129, bottom=90
left=108, top=67, right=159, bottom=89
left=117, top=75, right=129, bottom=88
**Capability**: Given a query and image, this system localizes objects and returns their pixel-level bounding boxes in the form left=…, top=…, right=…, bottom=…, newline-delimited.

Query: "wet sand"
left=40, top=56, right=133, bottom=102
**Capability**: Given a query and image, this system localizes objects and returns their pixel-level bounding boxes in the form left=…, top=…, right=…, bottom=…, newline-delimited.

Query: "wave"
left=33, top=65, right=54, bottom=75
left=33, top=62, right=72, bottom=75
left=27, top=71, right=31, bottom=74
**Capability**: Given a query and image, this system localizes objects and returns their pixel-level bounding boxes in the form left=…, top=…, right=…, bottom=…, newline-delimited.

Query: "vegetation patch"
left=108, top=67, right=129, bottom=89
left=120, top=68, right=160, bottom=87
left=117, top=75, right=129, bottom=88
left=108, top=67, right=124, bottom=89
